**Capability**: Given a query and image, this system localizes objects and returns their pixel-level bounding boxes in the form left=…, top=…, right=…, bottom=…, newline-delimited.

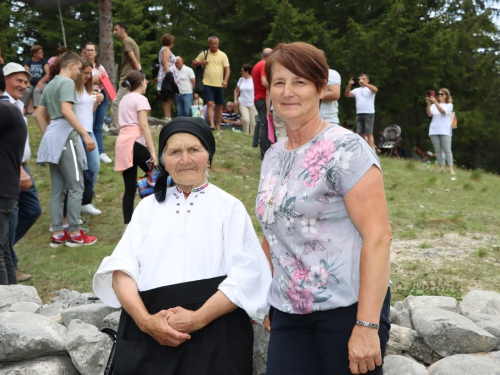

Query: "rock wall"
left=1, top=286, right=499, bottom=375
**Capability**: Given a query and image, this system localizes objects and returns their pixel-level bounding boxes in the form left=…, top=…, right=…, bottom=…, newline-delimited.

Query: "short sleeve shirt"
left=195, top=50, right=229, bottom=87
left=351, top=86, right=376, bottom=114
left=118, top=92, right=151, bottom=146
left=256, top=124, right=381, bottom=314
left=252, top=61, right=266, bottom=102
left=319, top=69, right=341, bottom=124
left=237, top=77, right=255, bottom=107
left=222, top=110, right=241, bottom=124
left=40, top=75, right=77, bottom=120
left=177, top=65, right=195, bottom=94
left=428, top=103, right=453, bottom=136
left=25, top=58, right=48, bottom=86
left=121, top=37, right=140, bottom=79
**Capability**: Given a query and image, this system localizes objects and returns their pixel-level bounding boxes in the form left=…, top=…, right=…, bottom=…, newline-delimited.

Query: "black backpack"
left=151, top=57, right=160, bottom=79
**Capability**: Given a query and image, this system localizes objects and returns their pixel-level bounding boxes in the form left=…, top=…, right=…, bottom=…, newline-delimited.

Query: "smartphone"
left=427, top=90, right=435, bottom=98
left=352, top=78, right=359, bottom=86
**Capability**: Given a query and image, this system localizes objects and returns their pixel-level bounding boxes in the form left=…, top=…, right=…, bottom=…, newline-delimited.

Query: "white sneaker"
left=100, top=153, right=112, bottom=163
left=81, top=204, right=102, bottom=216
left=103, top=124, right=110, bottom=133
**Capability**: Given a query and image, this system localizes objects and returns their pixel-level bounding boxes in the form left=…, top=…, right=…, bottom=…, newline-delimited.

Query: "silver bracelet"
left=355, top=319, right=379, bottom=330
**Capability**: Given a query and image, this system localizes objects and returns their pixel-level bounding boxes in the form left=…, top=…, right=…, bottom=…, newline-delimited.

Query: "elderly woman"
left=94, top=117, right=271, bottom=374
left=426, top=88, right=455, bottom=174
left=256, top=42, right=391, bottom=375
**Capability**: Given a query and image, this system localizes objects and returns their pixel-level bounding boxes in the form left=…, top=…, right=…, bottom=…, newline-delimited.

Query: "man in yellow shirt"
left=192, top=36, right=230, bottom=130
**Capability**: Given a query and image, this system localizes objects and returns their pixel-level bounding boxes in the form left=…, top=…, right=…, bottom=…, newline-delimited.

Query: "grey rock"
left=412, top=307, right=498, bottom=357
left=407, top=296, right=458, bottom=315
left=8, top=302, right=40, bottom=313
left=383, top=355, right=427, bottom=375
left=147, top=116, right=168, bottom=126
left=407, top=336, right=442, bottom=365
left=102, top=310, right=121, bottom=332
left=394, top=301, right=403, bottom=311
left=427, top=351, right=500, bottom=374
left=65, top=320, right=113, bottom=375
left=459, top=290, right=500, bottom=317
left=389, top=306, right=398, bottom=323
left=386, top=325, right=417, bottom=355
left=61, top=303, right=118, bottom=328
left=0, top=285, right=42, bottom=312
left=0, top=356, right=78, bottom=375
left=38, top=289, right=97, bottom=318
left=467, top=314, right=500, bottom=350
left=0, top=312, right=67, bottom=361
left=401, top=295, right=415, bottom=310
left=253, top=324, right=270, bottom=375
left=393, top=308, right=412, bottom=329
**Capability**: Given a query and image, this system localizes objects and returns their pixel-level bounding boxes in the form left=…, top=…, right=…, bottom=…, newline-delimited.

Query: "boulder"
left=427, top=351, right=500, bottom=375
left=0, top=285, right=42, bottom=312
left=61, top=303, right=118, bottom=328
left=0, top=356, right=78, bottom=375
left=392, top=308, right=412, bottom=329
left=407, top=296, right=458, bottom=315
left=406, top=336, right=442, bottom=365
left=459, top=290, right=500, bottom=317
left=38, top=289, right=97, bottom=318
left=412, top=307, right=498, bottom=357
left=253, top=324, right=269, bottom=375
left=386, top=325, right=417, bottom=355
left=102, top=311, right=121, bottom=332
left=0, top=312, right=67, bottom=362
left=65, top=320, right=113, bottom=375
left=9, top=302, right=40, bottom=313
left=394, top=301, right=403, bottom=311
left=383, top=355, right=427, bottom=375
left=467, top=313, right=500, bottom=350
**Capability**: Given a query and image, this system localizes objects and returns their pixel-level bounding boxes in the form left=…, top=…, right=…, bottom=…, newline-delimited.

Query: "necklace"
left=285, top=117, right=324, bottom=149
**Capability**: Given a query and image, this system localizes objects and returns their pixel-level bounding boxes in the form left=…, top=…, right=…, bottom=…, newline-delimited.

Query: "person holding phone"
left=114, top=70, right=157, bottom=231
left=345, top=74, right=378, bottom=150
left=426, top=88, right=455, bottom=175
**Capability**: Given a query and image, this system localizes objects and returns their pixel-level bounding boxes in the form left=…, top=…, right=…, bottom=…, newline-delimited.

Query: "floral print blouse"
left=256, top=124, right=381, bottom=314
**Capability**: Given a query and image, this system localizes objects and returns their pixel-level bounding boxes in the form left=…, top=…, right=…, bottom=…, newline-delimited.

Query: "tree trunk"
left=98, top=0, right=116, bottom=88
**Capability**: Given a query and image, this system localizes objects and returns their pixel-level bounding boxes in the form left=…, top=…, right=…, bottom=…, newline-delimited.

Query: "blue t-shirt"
left=25, top=58, right=48, bottom=85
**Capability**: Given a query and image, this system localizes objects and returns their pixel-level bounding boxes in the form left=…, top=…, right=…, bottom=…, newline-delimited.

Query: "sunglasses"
left=438, top=93, right=446, bottom=96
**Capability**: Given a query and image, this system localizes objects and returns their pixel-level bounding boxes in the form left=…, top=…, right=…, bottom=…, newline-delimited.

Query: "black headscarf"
left=154, top=117, right=216, bottom=202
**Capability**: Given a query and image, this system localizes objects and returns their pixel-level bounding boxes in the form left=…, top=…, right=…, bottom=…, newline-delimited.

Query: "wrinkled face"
left=5, top=73, right=29, bottom=100
left=208, top=38, right=219, bottom=53
left=85, top=45, right=97, bottom=61
left=163, top=133, right=210, bottom=188
left=270, top=63, right=325, bottom=123
left=226, top=103, right=234, bottom=111
left=358, top=75, right=369, bottom=85
left=82, top=66, right=92, bottom=83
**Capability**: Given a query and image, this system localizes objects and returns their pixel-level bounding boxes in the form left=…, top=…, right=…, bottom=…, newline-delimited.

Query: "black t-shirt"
left=0, top=96, right=27, bottom=199
left=25, top=58, right=48, bottom=86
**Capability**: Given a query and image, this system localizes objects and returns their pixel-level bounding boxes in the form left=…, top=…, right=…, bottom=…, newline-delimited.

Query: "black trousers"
left=121, top=142, right=150, bottom=224
left=256, top=98, right=270, bottom=160
left=113, top=276, right=254, bottom=375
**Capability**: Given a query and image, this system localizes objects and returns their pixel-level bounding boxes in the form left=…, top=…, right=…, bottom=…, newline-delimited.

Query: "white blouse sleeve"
left=93, top=197, right=152, bottom=308
left=218, top=200, right=272, bottom=324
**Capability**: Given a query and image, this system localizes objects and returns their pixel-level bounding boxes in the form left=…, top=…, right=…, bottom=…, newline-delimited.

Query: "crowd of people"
left=1, top=28, right=459, bottom=373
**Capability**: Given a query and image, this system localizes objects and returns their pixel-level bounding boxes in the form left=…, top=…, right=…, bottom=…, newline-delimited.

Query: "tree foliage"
left=2, top=0, right=500, bottom=172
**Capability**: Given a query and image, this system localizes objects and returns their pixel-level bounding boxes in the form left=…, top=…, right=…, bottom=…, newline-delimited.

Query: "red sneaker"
left=50, top=231, right=70, bottom=248
left=66, top=230, right=98, bottom=247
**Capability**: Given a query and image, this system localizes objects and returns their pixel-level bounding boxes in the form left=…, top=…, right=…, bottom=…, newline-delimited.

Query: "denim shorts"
left=356, top=113, right=375, bottom=134
left=203, top=85, right=224, bottom=105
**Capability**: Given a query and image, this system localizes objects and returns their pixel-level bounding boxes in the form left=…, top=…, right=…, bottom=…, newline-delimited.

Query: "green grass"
left=14, top=119, right=500, bottom=302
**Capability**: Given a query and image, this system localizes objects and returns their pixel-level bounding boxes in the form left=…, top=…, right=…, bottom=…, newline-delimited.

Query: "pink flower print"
left=292, top=262, right=310, bottom=283
left=301, top=218, right=317, bottom=233
left=302, top=140, right=334, bottom=172
left=286, top=278, right=314, bottom=314
left=308, top=265, right=329, bottom=288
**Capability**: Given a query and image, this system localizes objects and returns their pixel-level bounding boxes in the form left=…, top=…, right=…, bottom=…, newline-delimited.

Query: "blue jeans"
left=176, top=93, right=193, bottom=117
left=82, top=132, right=100, bottom=188
left=93, top=91, right=108, bottom=155
left=9, top=164, right=42, bottom=269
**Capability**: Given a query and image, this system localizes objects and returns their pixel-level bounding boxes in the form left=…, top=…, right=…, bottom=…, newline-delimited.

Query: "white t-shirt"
left=76, top=90, right=95, bottom=133
left=177, top=65, right=195, bottom=94
left=351, top=86, right=376, bottom=114
left=429, top=103, right=453, bottom=136
left=319, top=69, right=341, bottom=124
left=237, top=77, right=255, bottom=107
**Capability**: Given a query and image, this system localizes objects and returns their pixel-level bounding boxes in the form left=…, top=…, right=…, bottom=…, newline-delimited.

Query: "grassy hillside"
left=15, top=119, right=500, bottom=302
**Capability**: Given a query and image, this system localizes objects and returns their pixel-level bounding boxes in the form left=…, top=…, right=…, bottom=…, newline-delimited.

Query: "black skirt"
left=113, top=276, right=254, bottom=375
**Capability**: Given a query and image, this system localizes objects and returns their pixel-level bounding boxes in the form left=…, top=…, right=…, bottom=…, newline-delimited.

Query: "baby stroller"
left=378, top=125, right=401, bottom=156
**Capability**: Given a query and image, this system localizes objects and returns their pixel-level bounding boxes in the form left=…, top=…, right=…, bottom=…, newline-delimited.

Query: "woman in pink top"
left=114, top=70, right=157, bottom=230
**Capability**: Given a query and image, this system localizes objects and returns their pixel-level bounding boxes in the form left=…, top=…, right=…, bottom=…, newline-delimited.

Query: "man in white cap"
left=3, top=63, right=42, bottom=282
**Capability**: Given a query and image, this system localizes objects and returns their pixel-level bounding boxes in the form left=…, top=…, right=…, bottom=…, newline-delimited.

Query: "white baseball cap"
left=3, top=63, right=32, bottom=81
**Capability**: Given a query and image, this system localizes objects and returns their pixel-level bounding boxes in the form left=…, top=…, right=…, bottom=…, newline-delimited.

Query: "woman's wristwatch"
left=355, top=319, right=380, bottom=330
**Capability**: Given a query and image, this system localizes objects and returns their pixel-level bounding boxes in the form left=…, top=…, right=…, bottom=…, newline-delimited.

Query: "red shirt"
left=252, top=60, right=266, bottom=103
